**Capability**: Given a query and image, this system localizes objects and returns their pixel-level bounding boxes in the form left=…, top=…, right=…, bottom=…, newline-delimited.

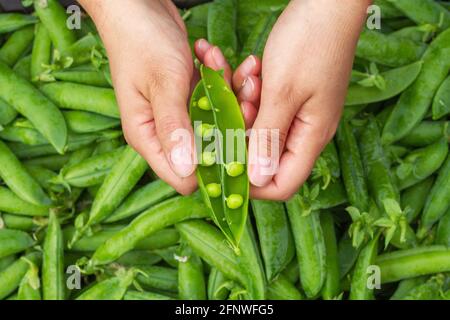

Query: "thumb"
left=150, top=73, right=196, bottom=178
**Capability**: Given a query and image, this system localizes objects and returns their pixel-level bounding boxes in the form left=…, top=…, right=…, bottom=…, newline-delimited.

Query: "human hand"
left=247, top=0, right=370, bottom=200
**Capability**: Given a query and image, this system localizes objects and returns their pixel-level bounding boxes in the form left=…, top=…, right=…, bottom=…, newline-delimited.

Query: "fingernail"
left=240, top=55, right=257, bottom=76
left=170, top=144, right=195, bottom=178
left=249, top=156, right=274, bottom=187
left=241, top=77, right=254, bottom=99
left=212, top=47, right=227, bottom=67
left=197, top=39, right=208, bottom=50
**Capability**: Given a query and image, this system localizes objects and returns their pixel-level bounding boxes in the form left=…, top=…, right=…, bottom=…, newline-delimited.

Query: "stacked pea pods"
left=0, top=0, right=449, bottom=300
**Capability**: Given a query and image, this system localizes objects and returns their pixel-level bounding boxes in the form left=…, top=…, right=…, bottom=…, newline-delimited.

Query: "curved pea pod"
left=17, top=259, right=41, bottom=300
left=136, top=266, right=178, bottom=293
left=0, top=186, right=49, bottom=217
left=61, top=33, right=98, bottom=67
left=345, top=61, right=423, bottom=106
left=0, top=98, right=17, bottom=126
left=178, top=244, right=207, bottom=300
left=40, top=82, right=120, bottom=118
left=266, top=274, right=304, bottom=300
left=0, top=26, right=35, bottom=67
left=395, top=138, right=448, bottom=190
left=190, top=65, right=249, bottom=251
left=207, top=0, right=238, bottom=68
left=418, top=155, right=450, bottom=238
left=42, top=211, right=65, bottom=300
left=54, top=147, right=124, bottom=188
left=286, top=195, right=326, bottom=298
left=105, top=180, right=177, bottom=223
left=432, top=75, right=450, bottom=120
left=50, top=67, right=111, bottom=88
left=321, top=212, right=341, bottom=300
left=313, top=179, right=348, bottom=210
left=87, top=193, right=209, bottom=269
left=251, top=200, right=295, bottom=282
left=0, top=251, right=41, bottom=300
left=382, top=29, right=450, bottom=145
left=0, top=140, right=51, bottom=206
left=207, top=268, right=230, bottom=300
left=349, top=234, right=380, bottom=300
left=336, top=121, right=370, bottom=212
left=34, top=0, right=77, bottom=52
left=239, top=11, right=277, bottom=63
left=391, top=24, right=437, bottom=43
left=0, top=119, right=48, bottom=146
left=401, top=176, right=435, bottom=223
left=387, top=0, right=450, bottom=31
left=0, top=13, right=37, bottom=34
left=356, top=29, right=427, bottom=67
left=0, top=62, right=67, bottom=154
left=436, top=208, right=450, bottom=246
left=399, top=121, right=450, bottom=147
left=76, top=268, right=136, bottom=300
left=1, top=214, right=41, bottom=232
left=124, top=290, right=175, bottom=300
left=376, top=245, right=450, bottom=283
left=0, top=229, right=35, bottom=259
left=31, top=23, right=52, bottom=82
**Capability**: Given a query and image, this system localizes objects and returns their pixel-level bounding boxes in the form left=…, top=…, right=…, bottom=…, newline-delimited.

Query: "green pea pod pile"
left=0, top=0, right=450, bottom=302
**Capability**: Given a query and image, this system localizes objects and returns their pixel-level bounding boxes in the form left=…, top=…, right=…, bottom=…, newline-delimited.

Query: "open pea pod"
left=189, top=65, right=249, bottom=252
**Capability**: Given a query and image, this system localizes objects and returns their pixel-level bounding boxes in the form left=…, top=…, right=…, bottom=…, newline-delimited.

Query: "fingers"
left=195, top=39, right=233, bottom=85
left=117, top=86, right=197, bottom=195
left=241, top=101, right=258, bottom=129
left=233, top=55, right=261, bottom=93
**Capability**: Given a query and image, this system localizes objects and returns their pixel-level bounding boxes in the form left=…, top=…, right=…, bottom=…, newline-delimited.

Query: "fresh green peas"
left=0, top=13, right=37, bottom=34
left=225, top=161, right=245, bottom=177
left=206, top=183, right=222, bottom=198
left=226, top=194, right=244, bottom=209
left=197, top=96, right=212, bottom=111
left=201, top=151, right=216, bottom=166
left=0, top=26, right=35, bottom=67
left=195, top=123, right=215, bottom=137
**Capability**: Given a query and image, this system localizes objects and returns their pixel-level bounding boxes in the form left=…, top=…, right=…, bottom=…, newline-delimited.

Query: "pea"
left=200, top=151, right=216, bottom=167
left=225, top=161, right=245, bottom=177
left=197, top=96, right=212, bottom=111
left=195, top=123, right=215, bottom=137
left=226, top=194, right=243, bottom=209
left=206, top=183, right=222, bottom=198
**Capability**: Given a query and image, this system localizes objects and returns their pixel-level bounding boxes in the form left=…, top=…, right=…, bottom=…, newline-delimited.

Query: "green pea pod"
left=338, top=232, right=361, bottom=279
left=390, top=276, right=427, bottom=300
left=136, top=266, right=178, bottom=293
left=356, top=29, right=427, bottom=68
left=1, top=214, right=40, bottom=232
left=0, top=255, right=17, bottom=273
left=0, top=229, right=34, bottom=259
left=336, top=121, right=370, bottom=212
left=419, top=154, right=450, bottom=237
left=395, top=138, right=448, bottom=190
left=208, top=0, right=238, bottom=68
left=313, top=179, right=348, bottom=210
left=190, top=65, right=249, bottom=251
left=207, top=268, right=230, bottom=300
left=373, top=0, right=404, bottom=18
left=42, top=211, right=65, bottom=300
left=55, top=147, right=124, bottom=188
left=34, top=0, right=77, bottom=52
left=23, top=154, right=71, bottom=171
left=0, top=61, right=67, bottom=154
left=0, top=120, right=48, bottom=146
left=349, top=234, right=380, bottom=300
left=51, top=69, right=111, bottom=88
left=345, top=61, right=423, bottom=106
left=178, top=244, right=207, bottom=300
left=105, top=180, right=177, bottom=223
left=376, top=245, right=450, bottom=283
left=266, top=274, right=303, bottom=300
left=24, top=164, right=64, bottom=193
left=13, top=55, right=32, bottom=79
left=0, top=186, right=49, bottom=217
left=239, top=11, right=277, bottom=63
left=399, top=121, right=450, bottom=147
left=61, top=33, right=98, bottom=67
left=115, top=250, right=161, bottom=267
left=432, top=75, right=450, bottom=120
left=321, top=212, right=341, bottom=300
left=0, top=13, right=37, bottom=34
left=391, top=24, right=436, bottom=43
left=31, top=23, right=52, bottom=82
left=0, top=98, right=18, bottom=126
left=0, top=251, right=41, bottom=300
left=0, top=26, right=34, bottom=66
left=436, top=207, right=450, bottom=246
left=382, top=28, right=450, bottom=144
left=17, top=259, right=41, bottom=300
left=76, top=268, right=136, bottom=300
left=286, top=195, right=326, bottom=298
left=153, top=246, right=178, bottom=268
left=387, top=0, right=450, bottom=31
left=124, top=290, right=175, bottom=300
left=401, top=176, right=435, bottom=223
left=87, top=193, right=208, bottom=269
left=0, top=140, right=51, bottom=206
left=40, top=82, right=120, bottom=118
left=281, top=259, right=299, bottom=284
left=251, top=200, right=295, bottom=282
left=400, top=275, right=446, bottom=300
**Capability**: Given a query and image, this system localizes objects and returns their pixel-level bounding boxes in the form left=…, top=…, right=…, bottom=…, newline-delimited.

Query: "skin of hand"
left=246, top=0, right=372, bottom=200
left=78, top=0, right=261, bottom=195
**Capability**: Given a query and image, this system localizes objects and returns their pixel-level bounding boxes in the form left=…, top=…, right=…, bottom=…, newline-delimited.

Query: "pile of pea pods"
left=1, top=0, right=450, bottom=301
